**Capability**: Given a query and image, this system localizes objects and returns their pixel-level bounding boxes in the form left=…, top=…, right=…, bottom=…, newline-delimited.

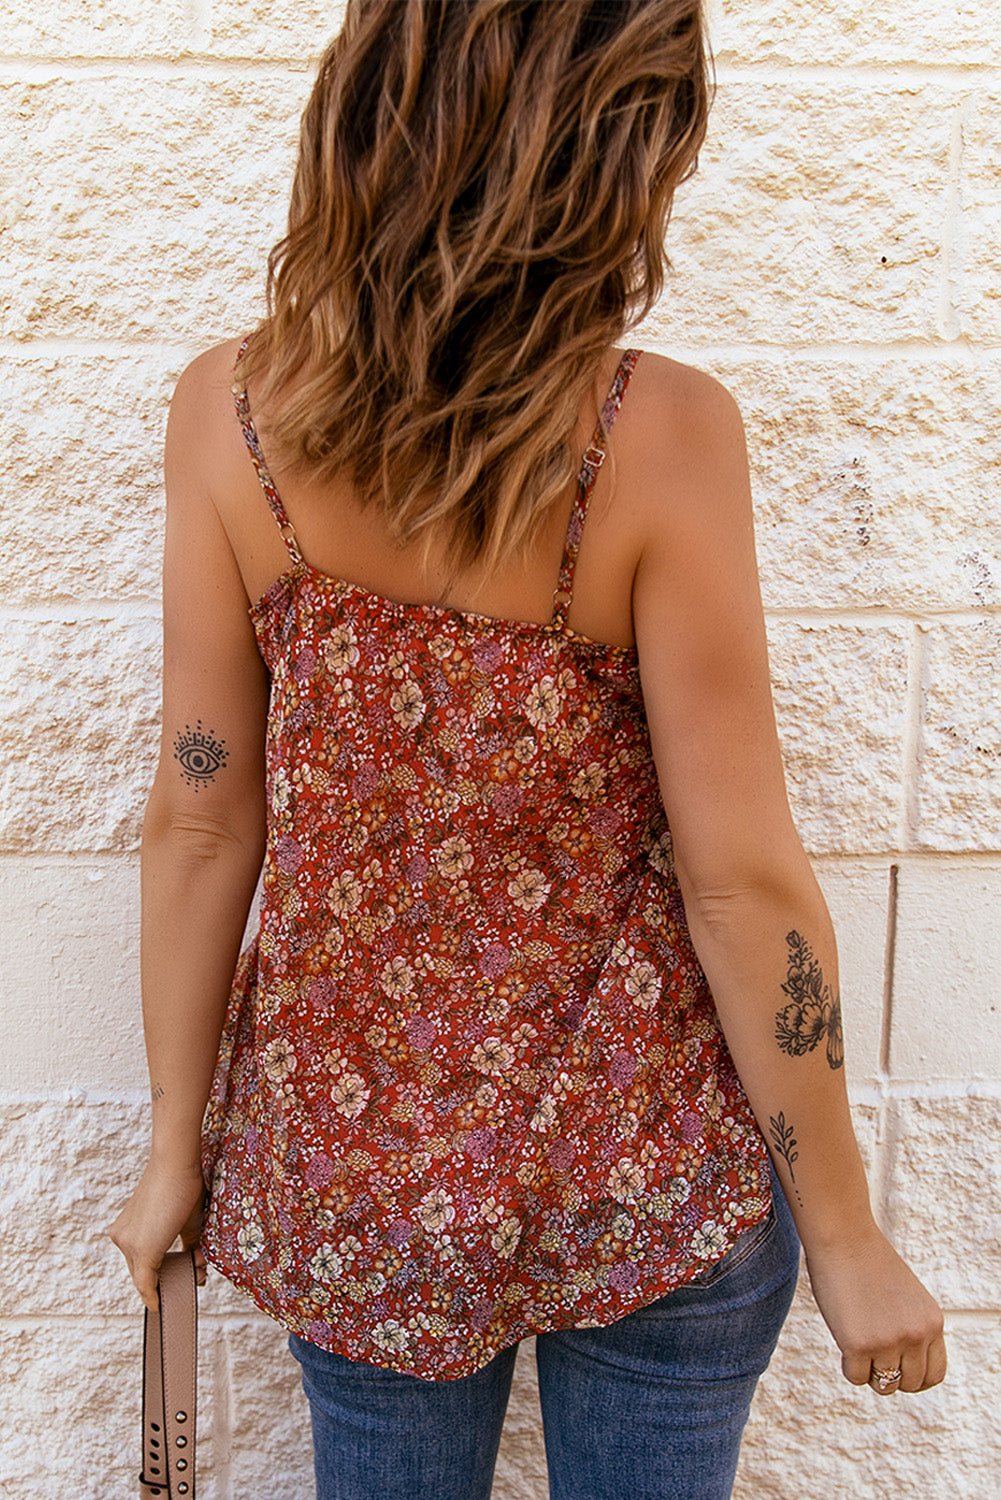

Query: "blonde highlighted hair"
left=242, top=0, right=711, bottom=578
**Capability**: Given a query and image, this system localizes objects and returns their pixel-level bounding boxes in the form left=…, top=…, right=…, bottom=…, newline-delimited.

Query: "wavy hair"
left=242, top=0, right=711, bottom=581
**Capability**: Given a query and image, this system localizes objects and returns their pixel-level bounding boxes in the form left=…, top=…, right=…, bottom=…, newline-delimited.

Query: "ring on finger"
left=870, top=1365, right=902, bottom=1393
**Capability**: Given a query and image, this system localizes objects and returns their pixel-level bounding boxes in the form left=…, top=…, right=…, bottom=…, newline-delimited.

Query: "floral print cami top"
left=200, top=344, right=772, bottom=1381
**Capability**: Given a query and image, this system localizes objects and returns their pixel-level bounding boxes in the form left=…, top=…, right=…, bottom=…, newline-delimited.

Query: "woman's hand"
left=805, top=1223, right=947, bottom=1394
left=109, top=1157, right=207, bottom=1312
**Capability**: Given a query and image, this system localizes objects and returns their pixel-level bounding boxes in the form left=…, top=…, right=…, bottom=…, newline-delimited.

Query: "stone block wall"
left=1, top=1, right=998, bottom=1495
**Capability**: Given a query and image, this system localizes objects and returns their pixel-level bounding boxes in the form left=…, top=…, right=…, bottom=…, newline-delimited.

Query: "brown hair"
left=242, top=0, right=711, bottom=581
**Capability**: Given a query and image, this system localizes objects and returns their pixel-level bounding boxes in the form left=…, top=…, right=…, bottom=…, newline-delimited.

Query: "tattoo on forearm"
left=173, top=721, right=229, bottom=789
left=768, top=1112, right=803, bottom=1207
left=774, top=930, right=844, bottom=1070
left=152, top=1083, right=165, bottom=1102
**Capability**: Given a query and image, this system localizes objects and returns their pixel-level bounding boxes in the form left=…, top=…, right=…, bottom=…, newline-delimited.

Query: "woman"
left=110, top=2, right=946, bottom=1496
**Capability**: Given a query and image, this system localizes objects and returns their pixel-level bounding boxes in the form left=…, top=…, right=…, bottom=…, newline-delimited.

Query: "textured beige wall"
left=2, top=1, right=999, bottom=1495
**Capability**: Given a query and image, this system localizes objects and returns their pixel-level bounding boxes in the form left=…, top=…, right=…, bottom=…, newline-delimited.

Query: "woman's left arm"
left=110, top=348, right=269, bottom=1309
left=631, top=361, right=946, bottom=1393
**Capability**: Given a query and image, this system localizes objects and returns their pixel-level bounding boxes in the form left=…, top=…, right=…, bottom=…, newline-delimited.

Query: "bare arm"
left=110, top=347, right=268, bottom=1308
left=632, top=362, right=945, bottom=1394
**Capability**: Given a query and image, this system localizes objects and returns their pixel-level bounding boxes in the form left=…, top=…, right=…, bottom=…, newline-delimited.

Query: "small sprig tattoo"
left=768, top=1111, right=803, bottom=1207
left=774, top=930, right=844, bottom=1070
left=173, top=721, right=229, bottom=790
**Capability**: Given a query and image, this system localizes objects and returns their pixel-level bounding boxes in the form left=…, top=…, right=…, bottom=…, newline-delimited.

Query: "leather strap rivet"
left=179, top=1485, right=189, bottom=1494
left=176, top=1459, right=188, bottom=1471
left=176, top=1435, right=187, bottom=1447
left=175, top=1411, right=187, bottom=1423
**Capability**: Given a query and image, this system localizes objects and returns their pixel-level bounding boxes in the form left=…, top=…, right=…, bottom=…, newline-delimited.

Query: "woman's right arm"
left=110, top=347, right=269, bottom=1310
left=631, top=359, right=945, bottom=1393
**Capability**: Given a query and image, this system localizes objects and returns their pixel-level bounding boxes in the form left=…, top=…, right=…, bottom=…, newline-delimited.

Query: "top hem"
left=200, top=1181, right=773, bottom=1383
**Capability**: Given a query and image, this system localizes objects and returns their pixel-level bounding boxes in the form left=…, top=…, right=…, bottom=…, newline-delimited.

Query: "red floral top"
left=200, top=345, right=772, bottom=1380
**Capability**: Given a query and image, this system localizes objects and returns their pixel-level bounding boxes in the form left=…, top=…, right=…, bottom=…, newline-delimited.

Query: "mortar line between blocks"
left=0, top=1310, right=303, bottom=1328
left=0, top=601, right=161, bottom=622
left=937, top=95, right=967, bottom=341
left=4, top=336, right=999, bottom=361
left=4, top=852, right=999, bottom=876
left=17, top=1083, right=997, bottom=1108
left=2, top=603, right=997, bottom=627
left=15, top=1307, right=993, bottom=1331
left=2, top=59, right=1000, bottom=85
left=762, top=608, right=1001, bottom=625
left=713, top=61, right=1001, bottom=87
left=871, top=1092, right=895, bottom=1230
left=0, top=57, right=316, bottom=79
left=900, top=622, right=927, bottom=849
left=855, top=1083, right=1001, bottom=1112
left=811, top=851, right=1001, bottom=867
left=878, top=865, right=899, bottom=1078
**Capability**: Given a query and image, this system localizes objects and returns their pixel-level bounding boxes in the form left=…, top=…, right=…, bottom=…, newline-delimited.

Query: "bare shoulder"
left=632, top=348, right=739, bottom=408
left=629, top=350, right=746, bottom=469
left=165, top=337, right=254, bottom=510
left=171, top=337, right=244, bottom=405
left=169, top=336, right=244, bottom=438
left=625, top=350, right=751, bottom=548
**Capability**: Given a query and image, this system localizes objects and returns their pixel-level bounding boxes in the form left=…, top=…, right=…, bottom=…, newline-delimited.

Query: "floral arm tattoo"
left=774, top=930, right=844, bottom=1071
left=768, top=1111, right=803, bottom=1207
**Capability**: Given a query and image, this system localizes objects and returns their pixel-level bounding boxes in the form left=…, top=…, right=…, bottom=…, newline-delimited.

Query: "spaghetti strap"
left=232, top=335, right=303, bottom=566
left=551, top=349, right=641, bottom=628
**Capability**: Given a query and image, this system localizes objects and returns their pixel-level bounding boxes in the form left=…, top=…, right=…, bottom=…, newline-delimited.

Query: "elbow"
left=674, top=848, right=826, bottom=941
left=142, top=795, right=266, bottom=868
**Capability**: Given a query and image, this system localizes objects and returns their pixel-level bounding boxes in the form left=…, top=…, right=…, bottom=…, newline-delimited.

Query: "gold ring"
left=870, top=1366, right=902, bottom=1392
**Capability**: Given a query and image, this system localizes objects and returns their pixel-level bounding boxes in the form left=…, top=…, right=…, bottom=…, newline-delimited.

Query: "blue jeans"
left=289, top=1174, right=799, bottom=1500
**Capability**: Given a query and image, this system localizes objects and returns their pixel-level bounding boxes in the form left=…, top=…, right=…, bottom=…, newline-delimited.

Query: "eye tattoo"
left=774, top=930, right=844, bottom=1070
left=173, top=721, right=229, bottom=789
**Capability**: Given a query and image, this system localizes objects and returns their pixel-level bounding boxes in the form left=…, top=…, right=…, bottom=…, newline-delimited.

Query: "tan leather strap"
left=140, top=1249, right=198, bottom=1498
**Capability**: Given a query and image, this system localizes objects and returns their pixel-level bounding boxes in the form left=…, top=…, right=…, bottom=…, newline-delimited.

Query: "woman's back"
left=181, top=337, right=727, bottom=657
